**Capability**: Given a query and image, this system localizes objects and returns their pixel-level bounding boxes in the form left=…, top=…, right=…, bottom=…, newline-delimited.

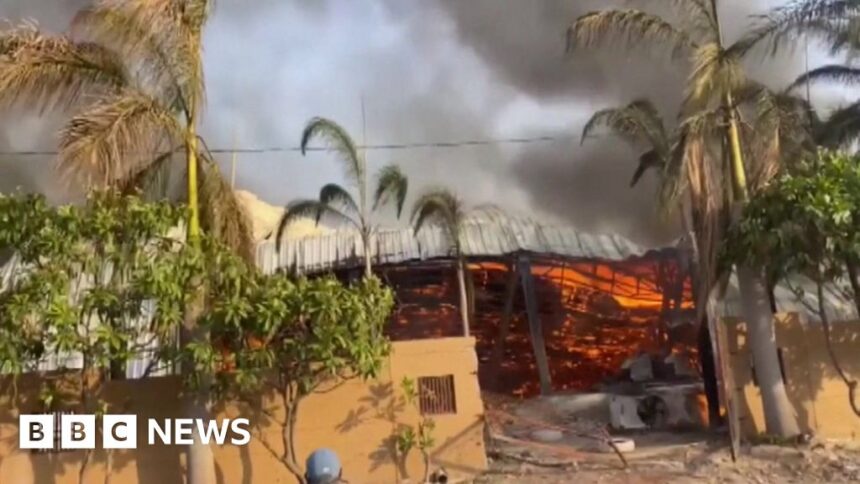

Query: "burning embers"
left=365, top=252, right=695, bottom=399
left=469, top=255, right=695, bottom=397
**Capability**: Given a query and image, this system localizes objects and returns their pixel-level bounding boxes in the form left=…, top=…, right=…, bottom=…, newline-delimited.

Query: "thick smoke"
left=0, top=1, right=825, bottom=245
left=202, top=0, right=821, bottom=245
left=426, top=0, right=809, bottom=245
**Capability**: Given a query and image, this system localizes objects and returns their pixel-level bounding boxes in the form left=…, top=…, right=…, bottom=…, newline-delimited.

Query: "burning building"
left=258, top=219, right=700, bottom=401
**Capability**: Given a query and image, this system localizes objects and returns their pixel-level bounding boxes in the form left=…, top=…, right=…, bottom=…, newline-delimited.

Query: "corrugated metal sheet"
left=261, top=219, right=859, bottom=323
left=4, top=217, right=857, bottom=378
left=0, top=254, right=170, bottom=378
left=257, top=218, right=660, bottom=275
left=715, top=273, right=859, bottom=324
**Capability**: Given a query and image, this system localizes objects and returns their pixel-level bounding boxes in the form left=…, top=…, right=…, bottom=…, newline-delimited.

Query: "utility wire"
left=0, top=133, right=590, bottom=157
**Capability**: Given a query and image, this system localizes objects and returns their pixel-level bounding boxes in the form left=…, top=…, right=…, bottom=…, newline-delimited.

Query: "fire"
left=373, top=255, right=696, bottom=397
left=469, top=256, right=695, bottom=397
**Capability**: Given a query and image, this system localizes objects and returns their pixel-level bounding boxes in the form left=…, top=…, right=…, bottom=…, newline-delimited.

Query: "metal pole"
left=230, top=130, right=237, bottom=189
left=805, top=35, right=812, bottom=105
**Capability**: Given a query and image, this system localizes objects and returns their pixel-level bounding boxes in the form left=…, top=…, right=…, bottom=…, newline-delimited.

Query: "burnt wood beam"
left=518, top=253, right=553, bottom=395
left=490, top=256, right=520, bottom=387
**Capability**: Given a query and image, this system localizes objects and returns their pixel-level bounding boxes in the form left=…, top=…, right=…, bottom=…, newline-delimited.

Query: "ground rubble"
left=472, top=437, right=860, bottom=483
left=473, top=393, right=860, bottom=483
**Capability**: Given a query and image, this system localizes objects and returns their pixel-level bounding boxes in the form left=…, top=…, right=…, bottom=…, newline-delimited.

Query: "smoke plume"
left=0, top=1, right=826, bottom=245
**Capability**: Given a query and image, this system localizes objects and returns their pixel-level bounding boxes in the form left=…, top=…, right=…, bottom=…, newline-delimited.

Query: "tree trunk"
left=360, top=228, right=373, bottom=279
left=737, top=265, right=800, bottom=437
left=466, top=266, right=476, bottom=324
left=363, top=243, right=372, bottom=279
left=456, top=258, right=470, bottom=337
left=183, top=285, right=215, bottom=484
left=421, top=449, right=431, bottom=483
left=186, top=409, right=215, bottom=484
left=490, top=259, right=518, bottom=385
left=184, top=113, right=215, bottom=484
left=721, top=85, right=800, bottom=437
left=725, top=95, right=748, bottom=202
left=186, top=115, right=201, bottom=242
left=281, top=387, right=306, bottom=484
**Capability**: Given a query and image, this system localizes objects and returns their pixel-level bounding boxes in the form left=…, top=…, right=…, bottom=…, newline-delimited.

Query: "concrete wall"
left=726, top=313, right=860, bottom=440
left=0, top=338, right=487, bottom=483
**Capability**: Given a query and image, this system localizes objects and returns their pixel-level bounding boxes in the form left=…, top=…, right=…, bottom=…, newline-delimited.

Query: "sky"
left=0, top=0, right=853, bottom=246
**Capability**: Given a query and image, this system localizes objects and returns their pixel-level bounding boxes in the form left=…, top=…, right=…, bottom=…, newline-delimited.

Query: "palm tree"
left=750, top=2, right=860, bottom=148
left=0, top=1, right=252, bottom=259
left=785, top=65, right=860, bottom=150
left=410, top=188, right=473, bottom=337
left=582, top=98, right=671, bottom=189
left=751, top=0, right=860, bottom=331
left=569, top=0, right=801, bottom=437
left=275, top=117, right=408, bottom=279
left=582, top=99, right=717, bottom=309
left=0, top=3, right=247, bottom=481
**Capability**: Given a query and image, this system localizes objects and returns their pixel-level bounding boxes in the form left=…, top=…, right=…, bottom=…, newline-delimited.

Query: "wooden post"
left=518, top=254, right=553, bottom=395
left=657, top=257, right=670, bottom=346
left=490, top=256, right=519, bottom=386
left=706, top=293, right=740, bottom=461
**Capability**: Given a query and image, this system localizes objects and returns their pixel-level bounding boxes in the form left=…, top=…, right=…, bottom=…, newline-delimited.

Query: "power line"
left=0, top=133, right=589, bottom=157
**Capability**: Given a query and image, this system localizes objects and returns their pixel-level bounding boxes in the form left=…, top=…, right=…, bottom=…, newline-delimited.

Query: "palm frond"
left=824, top=17, right=860, bottom=54
left=790, top=65, right=860, bottom=91
left=410, top=188, right=464, bottom=252
left=684, top=42, right=748, bottom=112
left=72, top=3, right=193, bottom=113
left=632, top=150, right=663, bottom=187
left=659, top=109, right=722, bottom=212
left=116, top=147, right=180, bottom=198
left=568, top=9, right=696, bottom=60
left=0, top=25, right=128, bottom=112
left=183, top=0, right=215, bottom=32
left=781, top=16, right=860, bottom=55
left=275, top=199, right=357, bottom=253
left=747, top=0, right=860, bottom=55
left=319, top=183, right=359, bottom=216
left=581, top=107, right=617, bottom=144
left=664, top=124, right=728, bottom=304
left=82, top=0, right=185, bottom=44
left=748, top=87, right=818, bottom=179
left=774, top=0, right=859, bottom=24
left=640, top=0, right=716, bottom=36
left=58, top=89, right=180, bottom=187
left=582, top=98, right=668, bottom=153
left=300, top=117, right=363, bottom=188
left=372, top=164, right=408, bottom=218
left=627, top=98, right=665, bottom=131
left=816, top=101, right=860, bottom=148
left=197, top=154, right=255, bottom=263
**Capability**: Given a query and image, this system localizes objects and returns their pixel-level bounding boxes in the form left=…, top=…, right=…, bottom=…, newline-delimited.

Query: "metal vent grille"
left=418, top=375, right=457, bottom=415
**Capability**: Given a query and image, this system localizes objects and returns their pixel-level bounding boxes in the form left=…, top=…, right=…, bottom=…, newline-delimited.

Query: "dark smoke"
left=427, top=0, right=806, bottom=246
left=0, top=1, right=823, bottom=246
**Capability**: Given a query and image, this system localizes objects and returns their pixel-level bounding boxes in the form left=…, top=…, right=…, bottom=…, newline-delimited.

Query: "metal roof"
left=260, top=219, right=859, bottom=323
left=257, top=218, right=666, bottom=275
left=0, top=253, right=167, bottom=378
left=715, top=273, right=859, bottom=324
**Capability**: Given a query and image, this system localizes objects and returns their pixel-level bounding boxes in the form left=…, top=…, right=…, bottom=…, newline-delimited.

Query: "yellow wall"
left=0, top=337, right=487, bottom=483
left=726, top=313, right=860, bottom=440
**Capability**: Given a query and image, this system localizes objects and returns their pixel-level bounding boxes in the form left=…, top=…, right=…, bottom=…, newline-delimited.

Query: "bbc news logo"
left=19, top=414, right=251, bottom=450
